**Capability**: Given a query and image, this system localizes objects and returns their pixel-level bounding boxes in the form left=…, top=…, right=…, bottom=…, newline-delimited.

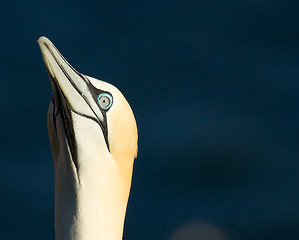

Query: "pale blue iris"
left=97, top=93, right=113, bottom=110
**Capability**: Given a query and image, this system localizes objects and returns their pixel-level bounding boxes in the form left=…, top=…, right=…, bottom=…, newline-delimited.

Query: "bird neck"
left=54, top=152, right=132, bottom=240
left=54, top=116, right=133, bottom=240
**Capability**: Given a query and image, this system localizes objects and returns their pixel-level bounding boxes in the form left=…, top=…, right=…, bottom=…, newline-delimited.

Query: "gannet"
left=38, top=37, right=138, bottom=240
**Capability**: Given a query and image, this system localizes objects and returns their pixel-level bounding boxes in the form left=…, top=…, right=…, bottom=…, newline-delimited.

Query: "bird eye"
left=97, top=93, right=113, bottom=110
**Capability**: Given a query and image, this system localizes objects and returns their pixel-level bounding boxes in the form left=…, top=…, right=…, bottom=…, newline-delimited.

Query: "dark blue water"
left=0, top=1, right=298, bottom=239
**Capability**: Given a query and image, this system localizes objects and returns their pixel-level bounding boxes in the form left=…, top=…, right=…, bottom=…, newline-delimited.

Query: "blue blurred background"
left=0, top=1, right=298, bottom=239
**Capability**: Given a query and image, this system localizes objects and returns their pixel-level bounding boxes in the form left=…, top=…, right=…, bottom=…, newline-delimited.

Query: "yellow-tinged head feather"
left=88, top=77, right=138, bottom=167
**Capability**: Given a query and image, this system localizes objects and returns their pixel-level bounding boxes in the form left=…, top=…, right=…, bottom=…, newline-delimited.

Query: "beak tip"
left=37, top=36, right=50, bottom=46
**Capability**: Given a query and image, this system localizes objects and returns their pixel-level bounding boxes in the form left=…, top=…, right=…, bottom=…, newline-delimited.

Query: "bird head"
left=38, top=37, right=138, bottom=181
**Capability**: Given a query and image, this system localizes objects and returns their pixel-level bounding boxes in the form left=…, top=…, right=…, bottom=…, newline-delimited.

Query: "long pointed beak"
left=38, top=36, right=104, bottom=122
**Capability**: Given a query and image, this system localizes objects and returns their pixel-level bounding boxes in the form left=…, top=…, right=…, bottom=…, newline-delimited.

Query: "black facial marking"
left=51, top=94, right=58, bottom=134
left=47, top=71, right=79, bottom=174
left=86, top=77, right=111, bottom=151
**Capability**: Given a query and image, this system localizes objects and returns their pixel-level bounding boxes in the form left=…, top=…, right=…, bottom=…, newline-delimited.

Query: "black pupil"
left=101, top=96, right=109, bottom=107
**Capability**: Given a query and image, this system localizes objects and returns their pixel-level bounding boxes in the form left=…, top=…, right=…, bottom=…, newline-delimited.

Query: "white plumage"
left=38, top=37, right=138, bottom=240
